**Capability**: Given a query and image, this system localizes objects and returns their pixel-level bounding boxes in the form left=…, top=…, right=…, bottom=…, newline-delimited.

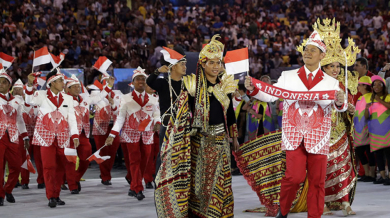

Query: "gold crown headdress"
left=199, top=34, right=224, bottom=62
left=297, top=18, right=360, bottom=67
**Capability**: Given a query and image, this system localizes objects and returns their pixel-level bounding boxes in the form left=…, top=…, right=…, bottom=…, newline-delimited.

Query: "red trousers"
left=65, top=131, right=92, bottom=191
left=40, top=139, right=67, bottom=200
left=123, top=140, right=152, bottom=193
left=0, top=133, right=21, bottom=198
left=93, top=128, right=120, bottom=181
left=122, top=144, right=132, bottom=182
left=144, top=133, right=159, bottom=183
left=280, top=144, right=327, bottom=218
left=33, top=145, right=44, bottom=184
left=18, top=136, right=33, bottom=185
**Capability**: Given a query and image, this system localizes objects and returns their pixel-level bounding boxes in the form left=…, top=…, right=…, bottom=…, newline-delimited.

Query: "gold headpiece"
left=199, top=34, right=224, bottom=62
left=297, top=18, right=360, bottom=67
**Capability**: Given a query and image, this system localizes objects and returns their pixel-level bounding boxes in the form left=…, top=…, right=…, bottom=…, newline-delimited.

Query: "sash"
left=251, top=78, right=336, bottom=100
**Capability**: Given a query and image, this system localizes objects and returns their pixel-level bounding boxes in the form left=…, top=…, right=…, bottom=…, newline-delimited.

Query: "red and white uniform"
left=25, top=83, right=79, bottom=200
left=15, top=95, right=42, bottom=185
left=0, top=92, right=28, bottom=199
left=110, top=90, right=160, bottom=193
left=249, top=65, right=347, bottom=217
left=91, top=88, right=121, bottom=182
left=65, top=85, right=112, bottom=191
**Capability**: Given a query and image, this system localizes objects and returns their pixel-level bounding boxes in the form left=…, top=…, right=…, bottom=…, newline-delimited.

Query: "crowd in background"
left=1, top=0, right=390, bottom=84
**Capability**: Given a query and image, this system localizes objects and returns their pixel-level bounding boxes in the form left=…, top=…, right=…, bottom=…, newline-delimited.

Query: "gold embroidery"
left=337, top=69, right=359, bottom=96
left=183, top=74, right=196, bottom=97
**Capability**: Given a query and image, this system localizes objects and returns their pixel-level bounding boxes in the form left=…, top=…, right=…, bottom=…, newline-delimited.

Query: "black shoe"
left=48, top=198, right=57, bottom=208
left=383, top=178, right=390, bottom=185
left=232, top=168, right=242, bottom=176
left=15, top=182, right=21, bottom=188
left=71, top=189, right=79, bottom=194
left=0, top=197, right=3, bottom=206
left=275, top=209, right=288, bottom=218
left=101, top=180, right=112, bottom=185
left=61, top=184, right=68, bottom=190
left=373, top=177, right=386, bottom=184
left=136, top=191, right=145, bottom=201
left=77, top=181, right=81, bottom=192
left=357, top=175, right=367, bottom=182
left=56, top=197, right=65, bottom=205
left=5, top=193, right=15, bottom=203
left=145, top=182, right=154, bottom=189
left=363, top=176, right=376, bottom=182
left=128, top=189, right=136, bottom=197
left=38, top=183, right=45, bottom=189
left=125, top=177, right=131, bottom=185
left=21, top=184, right=29, bottom=189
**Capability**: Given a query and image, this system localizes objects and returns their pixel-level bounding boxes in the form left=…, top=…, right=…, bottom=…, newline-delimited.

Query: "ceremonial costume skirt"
left=188, top=130, right=234, bottom=218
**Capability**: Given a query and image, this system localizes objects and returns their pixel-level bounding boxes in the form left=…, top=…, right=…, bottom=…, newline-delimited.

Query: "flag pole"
left=343, top=51, right=348, bottom=100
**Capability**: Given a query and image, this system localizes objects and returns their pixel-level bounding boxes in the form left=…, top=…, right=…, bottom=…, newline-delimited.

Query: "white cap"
left=13, top=79, right=24, bottom=88
left=131, top=66, right=148, bottom=80
left=306, top=30, right=326, bottom=53
left=66, top=74, right=80, bottom=88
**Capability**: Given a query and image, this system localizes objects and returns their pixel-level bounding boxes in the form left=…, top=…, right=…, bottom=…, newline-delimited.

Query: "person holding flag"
left=245, top=30, right=347, bottom=218
left=146, top=45, right=187, bottom=176
left=105, top=67, right=161, bottom=201
left=12, top=79, right=42, bottom=190
left=65, top=74, right=115, bottom=194
left=91, top=56, right=120, bottom=186
left=25, top=68, right=79, bottom=208
left=155, top=35, right=239, bottom=218
left=0, top=68, right=29, bottom=206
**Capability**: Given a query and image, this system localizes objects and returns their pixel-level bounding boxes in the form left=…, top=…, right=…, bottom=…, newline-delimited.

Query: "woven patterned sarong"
left=233, top=130, right=305, bottom=216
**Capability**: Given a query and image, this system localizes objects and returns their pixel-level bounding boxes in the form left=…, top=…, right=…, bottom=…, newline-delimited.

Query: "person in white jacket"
left=105, top=67, right=161, bottom=201
left=0, top=70, right=29, bottom=206
left=26, top=69, right=79, bottom=208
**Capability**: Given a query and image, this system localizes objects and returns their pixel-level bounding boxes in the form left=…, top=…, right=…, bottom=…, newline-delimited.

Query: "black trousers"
left=355, top=145, right=376, bottom=166
left=375, top=147, right=390, bottom=171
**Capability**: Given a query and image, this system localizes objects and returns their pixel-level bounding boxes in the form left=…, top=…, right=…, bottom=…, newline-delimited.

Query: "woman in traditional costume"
left=310, top=18, right=359, bottom=216
left=354, top=76, right=376, bottom=182
left=155, top=35, right=239, bottom=218
left=365, top=76, right=390, bottom=185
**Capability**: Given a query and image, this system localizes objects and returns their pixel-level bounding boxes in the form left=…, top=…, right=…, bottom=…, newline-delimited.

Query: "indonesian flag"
left=50, top=52, right=65, bottom=69
left=33, top=47, right=51, bottom=67
left=64, top=147, right=78, bottom=164
left=0, top=52, right=15, bottom=69
left=36, top=76, right=46, bottom=87
left=160, top=46, right=185, bottom=65
left=87, top=149, right=110, bottom=164
left=87, top=80, right=104, bottom=90
left=224, top=48, right=249, bottom=75
left=93, top=56, right=112, bottom=77
left=21, top=151, right=36, bottom=174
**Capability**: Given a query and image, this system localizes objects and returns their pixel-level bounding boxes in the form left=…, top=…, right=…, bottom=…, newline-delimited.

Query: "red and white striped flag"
left=93, top=56, right=112, bottom=77
left=224, top=48, right=249, bottom=75
left=0, top=52, right=15, bottom=69
left=21, top=150, right=36, bottom=174
left=87, top=149, right=110, bottom=164
left=33, top=47, right=51, bottom=67
left=160, top=46, right=185, bottom=65
left=64, top=148, right=78, bottom=164
left=50, top=52, right=65, bottom=69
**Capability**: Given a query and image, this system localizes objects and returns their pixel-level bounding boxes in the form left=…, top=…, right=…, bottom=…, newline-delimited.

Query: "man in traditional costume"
left=0, top=70, right=29, bottom=206
left=309, top=18, right=359, bottom=216
left=26, top=69, right=79, bottom=208
left=155, top=35, right=239, bottom=218
left=106, top=67, right=161, bottom=200
left=245, top=29, right=347, bottom=218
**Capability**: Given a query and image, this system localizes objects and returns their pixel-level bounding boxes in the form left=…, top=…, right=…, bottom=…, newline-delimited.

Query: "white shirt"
left=304, top=63, right=321, bottom=80
left=134, top=90, right=145, bottom=102
left=373, top=16, right=383, bottom=29
left=50, top=89, right=60, bottom=104
left=0, top=93, right=10, bottom=100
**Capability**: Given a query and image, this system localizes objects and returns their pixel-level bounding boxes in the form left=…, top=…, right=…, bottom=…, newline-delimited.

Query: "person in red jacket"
left=0, top=70, right=29, bottom=206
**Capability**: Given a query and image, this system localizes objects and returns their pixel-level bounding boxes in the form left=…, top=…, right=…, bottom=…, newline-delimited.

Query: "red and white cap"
left=132, top=67, right=148, bottom=80
left=13, top=79, right=24, bottom=88
left=66, top=74, right=80, bottom=88
left=306, top=30, right=326, bottom=53
left=0, top=63, right=12, bottom=84
left=46, top=68, right=64, bottom=88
